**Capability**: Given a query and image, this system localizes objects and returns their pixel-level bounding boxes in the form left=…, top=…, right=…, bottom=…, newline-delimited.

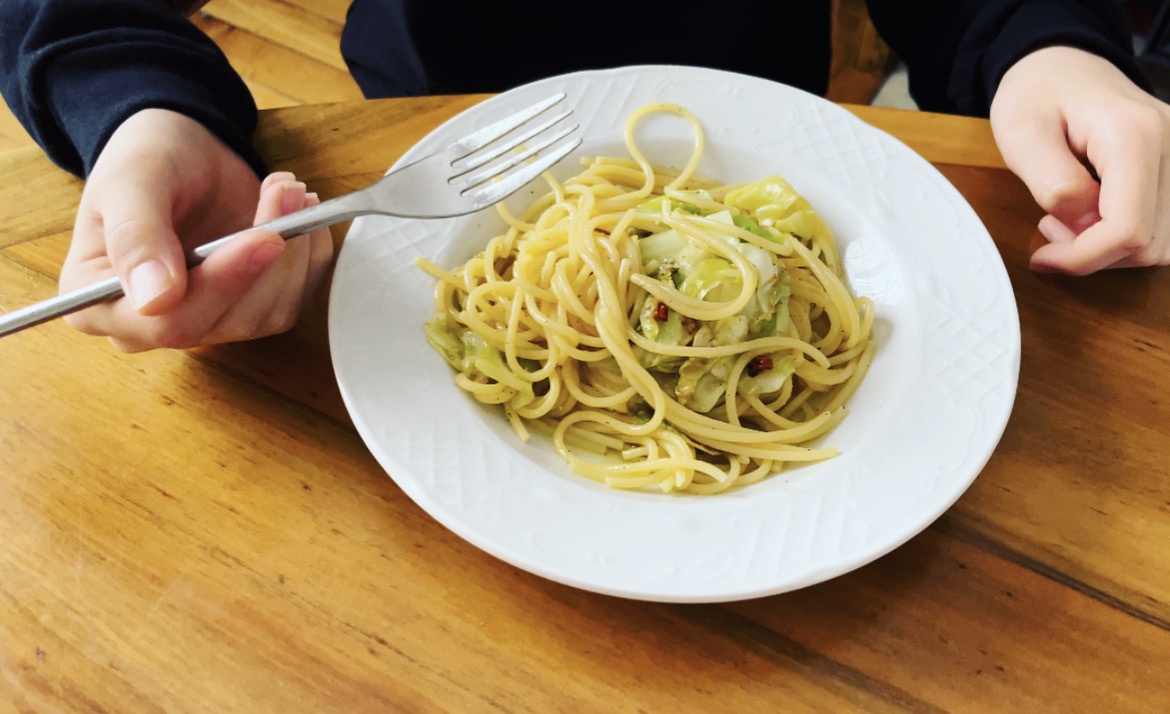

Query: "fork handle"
left=0, top=191, right=374, bottom=338
left=188, top=191, right=372, bottom=262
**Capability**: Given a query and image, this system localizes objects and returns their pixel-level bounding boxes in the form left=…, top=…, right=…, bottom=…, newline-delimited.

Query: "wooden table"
left=2, top=96, right=1169, bottom=712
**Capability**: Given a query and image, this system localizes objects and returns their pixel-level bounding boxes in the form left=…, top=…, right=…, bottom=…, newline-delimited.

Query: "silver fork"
left=0, top=93, right=581, bottom=337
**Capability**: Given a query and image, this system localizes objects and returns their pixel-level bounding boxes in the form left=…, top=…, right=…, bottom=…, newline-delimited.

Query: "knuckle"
left=151, top=322, right=203, bottom=351
left=208, top=323, right=255, bottom=345
left=108, top=336, right=147, bottom=354
left=104, top=219, right=158, bottom=267
left=1133, top=242, right=1169, bottom=267
left=1118, top=230, right=1153, bottom=253
left=62, top=310, right=103, bottom=336
left=104, top=217, right=149, bottom=250
left=268, top=309, right=299, bottom=336
left=202, top=313, right=269, bottom=346
left=1037, top=179, right=1092, bottom=214
left=103, top=219, right=179, bottom=273
left=1125, top=103, right=1166, bottom=140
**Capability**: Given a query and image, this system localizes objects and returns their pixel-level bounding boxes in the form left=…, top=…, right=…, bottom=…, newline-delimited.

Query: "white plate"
left=329, top=66, right=1020, bottom=602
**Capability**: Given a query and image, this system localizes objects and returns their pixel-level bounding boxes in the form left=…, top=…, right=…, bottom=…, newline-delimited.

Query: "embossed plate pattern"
left=329, top=66, right=1020, bottom=602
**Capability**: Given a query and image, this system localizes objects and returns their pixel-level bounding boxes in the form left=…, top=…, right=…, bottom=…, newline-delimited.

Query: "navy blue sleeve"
left=0, top=0, right=264, bottom=177
left=866, top=0, right=1148, bottom=116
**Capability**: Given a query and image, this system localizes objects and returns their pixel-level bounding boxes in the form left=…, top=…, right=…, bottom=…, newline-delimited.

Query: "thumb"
left=992, top=110, right=1101, bottom=230
left=101, top=192, right=189, bottom=316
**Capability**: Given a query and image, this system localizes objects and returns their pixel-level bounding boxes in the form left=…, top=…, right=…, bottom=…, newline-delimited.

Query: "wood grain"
left=190, top=13, right=362, bottom=108
left=198, top=0, right=348, bottom=71
left=847, top=106, right=1008, bottom=169
left=280, top=0, right=352, bottom=25
left=0, top=148, right=82, bottom=249
left=2, top=98, right=1169, bottom=713
left=829, top=0, right=896, bottom=104
left=0, top=106, right=33, bottom=152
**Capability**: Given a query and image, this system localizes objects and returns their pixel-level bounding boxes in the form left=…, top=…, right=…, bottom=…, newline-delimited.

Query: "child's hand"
left=991, top=46, right=1170, bottom=274
left=59, top=108, right=333, bottom=351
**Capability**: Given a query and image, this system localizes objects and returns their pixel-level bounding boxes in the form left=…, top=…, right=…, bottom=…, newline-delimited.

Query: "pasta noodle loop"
left=419, top=103, right=875, bottom=494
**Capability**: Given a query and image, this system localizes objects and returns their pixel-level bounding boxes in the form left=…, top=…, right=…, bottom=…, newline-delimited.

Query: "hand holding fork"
left=0, top=94, right=579, bottom=347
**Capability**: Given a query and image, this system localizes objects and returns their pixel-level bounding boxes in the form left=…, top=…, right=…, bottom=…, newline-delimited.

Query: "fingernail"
left=280, top=181, right=307, bottom=214
left=262, top=171, right=297, bottom=191
left=127, top=260, right=173, bottom=309
left=1071, top=211, right=1099, bottom=233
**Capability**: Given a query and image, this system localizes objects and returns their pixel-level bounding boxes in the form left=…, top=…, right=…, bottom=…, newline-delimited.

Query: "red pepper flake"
left=746, top=355, right=773, bottom=377
left=653, top=302, right=670, bottom=322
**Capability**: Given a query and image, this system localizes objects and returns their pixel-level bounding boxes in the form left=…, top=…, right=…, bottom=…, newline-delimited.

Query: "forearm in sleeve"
left=865, top=0, right=1148, bottom=116
left=0, top=0, right=263, bottom=177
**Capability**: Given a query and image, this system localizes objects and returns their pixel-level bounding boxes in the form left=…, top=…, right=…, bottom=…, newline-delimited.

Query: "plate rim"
left=328, top=64, right=1021, bottom=602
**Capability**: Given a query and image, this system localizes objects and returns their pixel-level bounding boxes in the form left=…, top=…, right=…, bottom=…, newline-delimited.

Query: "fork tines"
left=449, top=93, right=582, bottom=206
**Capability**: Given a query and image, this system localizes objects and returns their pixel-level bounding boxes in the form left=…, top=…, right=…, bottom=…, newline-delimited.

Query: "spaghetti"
left=418, top=103, right=875, bottom=494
